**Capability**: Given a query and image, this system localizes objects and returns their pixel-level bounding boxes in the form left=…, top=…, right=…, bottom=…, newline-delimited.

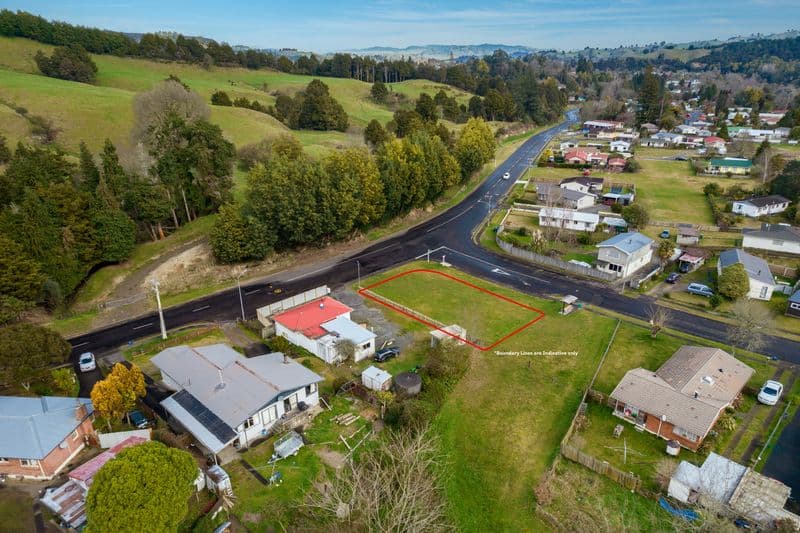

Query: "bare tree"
left=335, top=339, right=356, bottom=363
left=305, top=426, right=452, bottom=532
left=131, top=79, right=210, bottom=149
left=647, top=305, right=671, bottom=338
left=727, top=300, right=772, bottom=354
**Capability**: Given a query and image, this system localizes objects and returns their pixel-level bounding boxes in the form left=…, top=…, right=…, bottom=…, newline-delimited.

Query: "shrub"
left=34, top=44, right=97, bottom=83
left=210, top=90, right=232, bottom=106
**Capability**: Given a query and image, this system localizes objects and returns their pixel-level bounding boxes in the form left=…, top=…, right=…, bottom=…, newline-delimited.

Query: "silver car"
left=78, top=352, right=96, bottom=372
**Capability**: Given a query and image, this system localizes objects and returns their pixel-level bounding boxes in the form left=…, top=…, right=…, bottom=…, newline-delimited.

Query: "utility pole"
left=356, top=260, right=361, bottom=288
left=151, top=278, right=167, bottom=340
left=236, top=268, right=248, bottom=321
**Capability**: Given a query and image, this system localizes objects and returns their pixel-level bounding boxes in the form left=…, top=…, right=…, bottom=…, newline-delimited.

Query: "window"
left=791, top=303, right=800, bottom=310
left=760, top=285, right=769, bottom=299
left=72, top=429, right=79, bottom=441
left=672, top=426, right=699, bottom=442
left=305, top=383, right=317, bottom=396
left=243, top=417, right=255, bottom=430
left=607, top=263, right=623, bottom=273
left=20, top=459, right=39, bottom=468
left=361, top=342, right=371, bottom=350
left=262, top=405, right=278, bottom=424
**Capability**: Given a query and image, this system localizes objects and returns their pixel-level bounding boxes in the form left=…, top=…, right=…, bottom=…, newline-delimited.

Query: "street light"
left=236, top=268, right=248, bottom=321
left=151, top=278, right=167, bottom=340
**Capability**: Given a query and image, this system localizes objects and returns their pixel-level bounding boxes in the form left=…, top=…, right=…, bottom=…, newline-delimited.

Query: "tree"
left=454, top=117, right=495, bottom=181
left=468, top=95, right=485, bottom=118
left=364, top=119, right=389, bottom=148
left=325, top=148, right=385, bottom=231
left=210, top=90, right=232, bottom=106
left=78, top=141, right=100, bottom=191
left=297, top=79, right=349, bottom=131
left=727, top=300, right=770, bottom=354
left=90, top=363, right=146, bottom=429
left=370, top=80, right=388, bottom=103
left=86, top=441, right=197, bottom=533
left=389, top=109, right=424, bottom=138
left=717, top=263, right=750, bottom=300
left=771, top=160, right=800, bottom=202
left=717, top=122, right=730, bottom=141
left=415, top=93, right=437, bottom=122
left=636, top=66, right=663, bottom=125
left=90, top=378, right=125, bottom=431
left=132, top=80, right=210, bottom=149
left=657, top=239, right=675, bottom=264
left=210, top=203, right=274, bottom=263
left=0, top=235, right=46, bottom=303
left=51, top=367, right=77, bottom=396
left=92, top=207, right=136, bottom=262
left=34, top=44, right=98, bottom=83
left=0, top=134, right=10, bottom=164
left=0, top=323, right=70, bottom=389
left=703, top=182, right=722, bottom=196
left=647, top=305, right=671, bottom=338
left=621, top=204, right=649, bottom=229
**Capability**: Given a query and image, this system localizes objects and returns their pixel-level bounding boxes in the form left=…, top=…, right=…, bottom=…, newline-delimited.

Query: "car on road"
left=666, top=273, right=681, bottom=284
left=78, top=352, right=96, bottom=372
left=660, top=230, right=670, bottom=239
left=502, top=172, right=511, bottom=180
left=687, top=283, right=714, bottom=297
left=128, top=410, right=150, bottom=429
left=674, top=155, right=688, bottom=161
left=374, top=346, right=400, bottom=362
left=758, top=380, right=783, bottom=405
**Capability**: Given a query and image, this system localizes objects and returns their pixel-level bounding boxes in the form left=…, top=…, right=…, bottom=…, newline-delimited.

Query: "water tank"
left=394, top=372, right=422, bottom=396
left=666, top=440, right=681, bottom=457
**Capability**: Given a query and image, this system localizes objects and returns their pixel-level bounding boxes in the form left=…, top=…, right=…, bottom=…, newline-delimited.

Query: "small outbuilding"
left=430, top=324, right=467, bottom=347
left=362, top=366, right=392, bottom=391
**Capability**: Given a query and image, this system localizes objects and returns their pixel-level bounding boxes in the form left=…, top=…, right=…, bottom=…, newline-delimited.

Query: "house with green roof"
left=705, top=157, right=752, bottom=176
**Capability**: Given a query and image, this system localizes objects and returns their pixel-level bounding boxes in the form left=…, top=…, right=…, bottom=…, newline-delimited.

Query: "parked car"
left=659, top=230, right=670, bottom=239
left=374, top=347, right=400, bottom=362
left=674, top=155, right=688, bottom=161
left=78, top=352, right=96, bottom=372
left=128, top=410, right=150, bottom=429
left=502, top=172, right=511, bottom=180
left=757, top=380, right=783, bottom=406
left=666, top=273, right=681, bottom=284
left=687, top=283, right=714, bottom=297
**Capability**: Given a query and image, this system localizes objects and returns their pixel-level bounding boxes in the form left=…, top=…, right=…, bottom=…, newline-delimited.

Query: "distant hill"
left=340, top=43, right=537, bottom=61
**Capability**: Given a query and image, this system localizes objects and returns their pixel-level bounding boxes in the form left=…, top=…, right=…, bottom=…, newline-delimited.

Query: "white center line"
left=192, top=305, right=211, bottom=313
left=132, top=322, right=153, bottom=330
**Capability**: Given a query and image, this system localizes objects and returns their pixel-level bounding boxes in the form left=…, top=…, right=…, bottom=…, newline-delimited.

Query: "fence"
left=649, top=220, right=722, bottom=232
left=495, top=226, right=618, bottom=283
left=98, top=429, right=151, bottom=449
left=769, top=264, right=797, bottom=279
left=256, top=286, right=330, bottom=325
left=560, top=443, right=642, bottom=491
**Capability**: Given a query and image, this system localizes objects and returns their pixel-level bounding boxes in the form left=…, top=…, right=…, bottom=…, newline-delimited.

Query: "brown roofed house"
left=610, top=346, right=753, bottom=451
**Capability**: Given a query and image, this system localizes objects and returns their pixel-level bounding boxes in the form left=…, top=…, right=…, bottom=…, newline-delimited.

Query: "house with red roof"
left=273, top=297, right=376, bottom=363
left=564, top=149, right=608, bottom=167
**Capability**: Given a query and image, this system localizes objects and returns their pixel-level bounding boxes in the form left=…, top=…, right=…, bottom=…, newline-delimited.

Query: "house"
left=787, top=290, right=800, bottom=319
left=609, top=140, right=630, bottom=152
left=600, top=189, right=635, bottom=206
left=40, top=436, right=148, bottom=529
left=583, top=120, right=624, bottom=132
left=676, top=226, right=700, bottom=246
left=153, top=344, right=324, bottom=457
left=669, top=453, right=800, bottom=528
left=677, top=249, right=707, bottom=273
left=536, top=183, right=595, bottom=210
left=702, top=136, right=726, bottom=150
left=757, top=111, right=786, bottom=127
left=0, top=396, right=95, bottom=480
left=642, top=132, right=683, bottom=147
left=273, top=297, right=376, bottom=363
left=559, top=141, right=578, bottom=153
left=717, top=249, right=776, bottom=301
left=362, top=366, right=392, bottom=391
left=640, top=123, right=659, bottom=134
left=705, top=157, right=752, bottom=176
left=607, top=157, right=626, bottom=172
left=596, top=232, right=654, bottom=278
left=732, top=195, right=791, bottom=218
left=610, top=346, right=754, bottom=451
left=538, top=207, right=600, bottom=232
left=675, top=124, right=698, bottom=136
left=742, top=223, right=800, bottom=255
left=559, top=175, right=604, bottom=194
left=563, top=149, right=608, bottom=167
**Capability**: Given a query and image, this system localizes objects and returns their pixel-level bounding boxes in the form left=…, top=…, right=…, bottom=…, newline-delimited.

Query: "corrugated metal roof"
left=718, top=249, right=775, bottom=286
left=0, top=396, right=93, bottom=459
left=321, top=316, right=375, bottom=345
left=272, top=297, right=351, bottom=338
left=597, top=232, right=653, bottom=254
left=539, top=207, right=599, bottom=224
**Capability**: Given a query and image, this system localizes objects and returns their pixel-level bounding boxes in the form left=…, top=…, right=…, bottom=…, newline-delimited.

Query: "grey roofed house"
left=596, top=231, right=653, bottom=254
left=153, top=344, right=323, bottom=452
left=717, top=248, right=775, bottom=287
left=0, top=397, right=93, bottom=459
left=743, top=223, right=800, bottom=243
left=536, top=182, right=594, bottom=204
left=737, top=195, right=791, bottom=208
left=559, top=175, right=604, bottom=191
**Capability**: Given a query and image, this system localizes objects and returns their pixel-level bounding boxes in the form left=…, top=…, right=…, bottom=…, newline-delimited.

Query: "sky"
left=4, top=1, right=799, bottom=53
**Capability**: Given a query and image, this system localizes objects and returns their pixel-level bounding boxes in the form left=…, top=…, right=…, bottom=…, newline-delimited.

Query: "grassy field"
left=360, top=261, right=618, bottom=531
left=0, top=490, right=36, bottom=533
left=0, top=36, right=479, bottom=155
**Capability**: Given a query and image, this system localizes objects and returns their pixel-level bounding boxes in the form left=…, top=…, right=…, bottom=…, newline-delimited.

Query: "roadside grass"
left=538, top=461, right=676, bottom=532
left=478, top=209, right=507, bottom=254
left=0, top=489, right=36, bottom=532
left=360, top=261, right=618, bottom=531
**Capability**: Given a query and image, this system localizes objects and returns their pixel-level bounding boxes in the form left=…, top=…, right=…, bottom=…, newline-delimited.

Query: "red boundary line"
left=358, top=268, right=545, bottom=352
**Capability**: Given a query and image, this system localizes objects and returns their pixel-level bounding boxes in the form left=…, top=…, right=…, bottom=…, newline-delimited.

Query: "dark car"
left=128, top=410, right=150, bottom=429
left=374, top=347, right=400, bottom=362
left=666, top=273, right=681, bottom=284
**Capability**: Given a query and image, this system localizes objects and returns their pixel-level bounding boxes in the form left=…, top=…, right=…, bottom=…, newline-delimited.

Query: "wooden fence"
left=560, top=443, right=642, bottom=491
left=495, top=226, right=618, bottom=283
left=769, top=263, right=798, bottom=279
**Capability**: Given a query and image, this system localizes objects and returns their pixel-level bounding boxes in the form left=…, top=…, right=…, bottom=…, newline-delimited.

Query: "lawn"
left=0, top=490, right=36, bottom=533
left=360, top=261, right=619, bottom=531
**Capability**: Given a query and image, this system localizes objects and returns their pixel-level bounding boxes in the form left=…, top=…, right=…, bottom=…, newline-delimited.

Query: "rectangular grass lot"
left=360, top=268, right=545, bottom=350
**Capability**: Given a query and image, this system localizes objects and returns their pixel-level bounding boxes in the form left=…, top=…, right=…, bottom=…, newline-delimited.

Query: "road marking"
left=491, top=268, right=511, bottom=276
left=192, top=305, right=211, bottom=312
left=72, top=341, right=89, bottom=348
left=425, top=205, right=475, bottom=233
left=132, top=322, right=153, bottom=330
left=413, top=245, right=446, bottom=260
left=244, top=288, right=262, bottom=295
left=441, top=247, right=551, bottom=285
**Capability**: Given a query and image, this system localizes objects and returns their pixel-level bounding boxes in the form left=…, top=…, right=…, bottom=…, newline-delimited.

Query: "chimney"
left=75, top=401, right=88, bottom=421
left=283, top=353, right=289, bottom=365
left=215, top=369, right=226, bottom=390
left=693, top=391, right=699, bottom=399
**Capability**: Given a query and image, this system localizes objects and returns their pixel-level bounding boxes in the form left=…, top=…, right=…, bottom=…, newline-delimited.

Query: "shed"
left=362, top=366, right=392, bottom=391
left=395, top=372, right=422, bottom=396
left=430, top=324, right=467, bottom=347
left=205, top=464, right=232, bottom=494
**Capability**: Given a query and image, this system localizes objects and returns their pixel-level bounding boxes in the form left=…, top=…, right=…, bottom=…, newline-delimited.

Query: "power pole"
left=356, top=260, right=361, bottom=288
left=236, top=268, right=248, bottom=321
left=151, top=278, right=167, bottom=340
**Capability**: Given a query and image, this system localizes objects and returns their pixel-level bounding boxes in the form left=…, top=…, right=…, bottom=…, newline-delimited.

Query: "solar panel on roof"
left=172, top=390, right=236, bottom=443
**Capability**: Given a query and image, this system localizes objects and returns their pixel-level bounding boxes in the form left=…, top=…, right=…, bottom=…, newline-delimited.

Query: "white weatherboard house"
left=742, top=224, right=800, bottom=256
left=153, top=344, right=323, bottom=457
left=732, top=195, right=791, bottom=218
left=273, top=297, right=375, bottom=364
left=596, top=232, right=654, bottom=278
left=717, top=249, right=775, bottom=301
left=538, top=207, right=600, bottom=232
